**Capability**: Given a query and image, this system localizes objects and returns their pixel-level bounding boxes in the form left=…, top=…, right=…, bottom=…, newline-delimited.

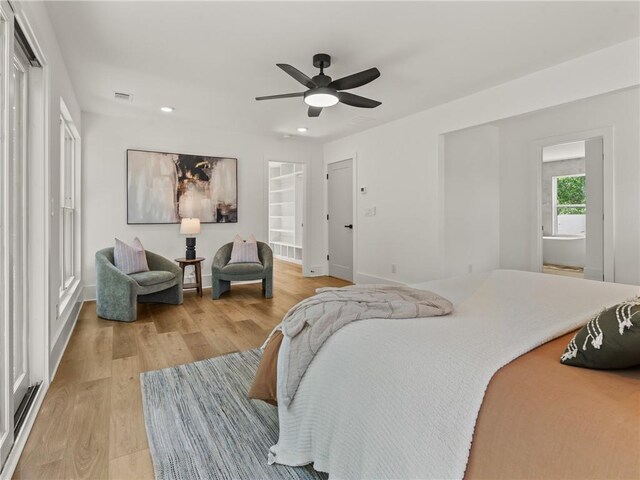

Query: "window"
left=553, top=174, right=586, bottom=236
left=59, top=101, right=79, bottom=296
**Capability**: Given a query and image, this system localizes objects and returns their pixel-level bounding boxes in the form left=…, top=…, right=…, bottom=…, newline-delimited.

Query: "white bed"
left=268, top=270, right=639, bottom=479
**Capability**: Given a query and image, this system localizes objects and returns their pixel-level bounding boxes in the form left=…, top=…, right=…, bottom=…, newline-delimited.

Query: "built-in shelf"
left=269, top=161, right=304, bottom=265
left=270, top=241, right=302, bottom=248
left=270, top=187, right=294, bottom=194
left=270, top=172, right=297, bottom=181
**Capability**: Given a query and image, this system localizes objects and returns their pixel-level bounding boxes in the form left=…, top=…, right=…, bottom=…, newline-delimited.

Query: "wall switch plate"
left=364, top=206, right=376, bottom=217
left=391, top=263, right=397, bottom=274
left=360, top=186, right=367, bottom=194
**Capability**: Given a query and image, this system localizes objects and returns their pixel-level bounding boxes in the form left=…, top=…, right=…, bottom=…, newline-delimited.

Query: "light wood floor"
left=14, top=260, right=349, bottom=480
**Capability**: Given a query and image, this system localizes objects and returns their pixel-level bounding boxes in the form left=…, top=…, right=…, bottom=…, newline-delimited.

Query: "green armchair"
left=211, top=241, right=273, bottom=299
left=95, top=248, right=183, bottom=322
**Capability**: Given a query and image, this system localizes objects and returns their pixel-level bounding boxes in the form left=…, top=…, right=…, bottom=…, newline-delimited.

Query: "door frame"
left=532, top=127, right=614, bottom=282
left=324, top=153, right=357, bottom=280
left=263, top=156, right=311, bottom=274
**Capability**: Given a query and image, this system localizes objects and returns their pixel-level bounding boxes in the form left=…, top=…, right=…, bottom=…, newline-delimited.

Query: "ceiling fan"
left=255, top=53, right=381, bottom=117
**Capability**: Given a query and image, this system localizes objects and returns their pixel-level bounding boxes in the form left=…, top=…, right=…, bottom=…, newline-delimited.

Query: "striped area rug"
left=141, top=349, right=326, bottom=480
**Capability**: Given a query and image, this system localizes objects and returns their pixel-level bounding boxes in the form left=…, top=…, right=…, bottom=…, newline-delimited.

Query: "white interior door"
left=294, top=171, right=303, bottom=248
left=584, top=137, right=604, bottom=281
left=328, top=159, right=353, bottom=281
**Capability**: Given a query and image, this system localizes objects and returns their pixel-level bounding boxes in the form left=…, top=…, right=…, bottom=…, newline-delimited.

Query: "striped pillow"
left=114, top=237, right=150, bottom=274
left=228, top=234, right=260, bottom=264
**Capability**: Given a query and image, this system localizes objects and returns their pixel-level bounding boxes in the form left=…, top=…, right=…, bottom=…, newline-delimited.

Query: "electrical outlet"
left=391, top=263, right=397, bottom=274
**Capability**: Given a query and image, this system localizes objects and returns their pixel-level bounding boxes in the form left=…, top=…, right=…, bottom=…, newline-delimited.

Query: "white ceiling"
left=46, top=1, right=639, bottom=141
left=543, top=141, right=585, bottom=162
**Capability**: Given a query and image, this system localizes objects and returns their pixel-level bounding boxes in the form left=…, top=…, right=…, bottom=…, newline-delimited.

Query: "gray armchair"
left=211, top=241, right=273, bottom=299
left=95, top=248, right=183, bottom=322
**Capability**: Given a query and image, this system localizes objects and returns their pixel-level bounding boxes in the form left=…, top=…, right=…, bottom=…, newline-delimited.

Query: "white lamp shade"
left=180, top=218, right=201, bottom=235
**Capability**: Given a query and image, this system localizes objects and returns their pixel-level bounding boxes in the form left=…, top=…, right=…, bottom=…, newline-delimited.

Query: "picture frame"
left=126, top=149, right=238, bottom=224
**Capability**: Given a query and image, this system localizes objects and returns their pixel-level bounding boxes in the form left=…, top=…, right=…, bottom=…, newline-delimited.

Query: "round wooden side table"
left=175, top=257, right=205, bottom=297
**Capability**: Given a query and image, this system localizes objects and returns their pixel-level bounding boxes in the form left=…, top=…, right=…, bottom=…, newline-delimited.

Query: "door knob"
left=344, top=224, right=353, bottom=229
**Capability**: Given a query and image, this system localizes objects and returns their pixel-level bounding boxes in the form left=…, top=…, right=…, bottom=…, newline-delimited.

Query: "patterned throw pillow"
left=228, top=234, right=260, bottom=264
left=114, top=237, right=149, bottom=274
left=560, top=298, right=640, bottom=369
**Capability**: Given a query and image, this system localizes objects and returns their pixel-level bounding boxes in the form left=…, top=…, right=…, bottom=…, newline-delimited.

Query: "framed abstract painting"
left=127, top=149, right=238, bottom=224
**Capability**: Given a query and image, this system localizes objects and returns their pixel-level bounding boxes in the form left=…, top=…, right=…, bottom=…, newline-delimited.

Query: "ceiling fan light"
left=304, top=88, right=339, bottom=108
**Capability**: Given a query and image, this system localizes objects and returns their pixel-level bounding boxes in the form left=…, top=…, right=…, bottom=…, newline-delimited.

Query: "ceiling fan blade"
left=328, top=67, right=380, bottom=91
left=308, top=106, right=322, bottom=117
left=255, top=92, right=305, bottom=101
left=337, top=91, right=381, bottom=108
left=277, top=64, right=317, bottom=89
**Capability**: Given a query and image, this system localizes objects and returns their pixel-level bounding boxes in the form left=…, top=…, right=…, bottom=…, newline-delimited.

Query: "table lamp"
left=180, top=218, right=201, bottom=259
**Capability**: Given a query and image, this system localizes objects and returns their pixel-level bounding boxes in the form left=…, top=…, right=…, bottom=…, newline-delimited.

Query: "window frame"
left=58, top=99, right=80, bottom=299
left=552, top=173, right=586, bottom=236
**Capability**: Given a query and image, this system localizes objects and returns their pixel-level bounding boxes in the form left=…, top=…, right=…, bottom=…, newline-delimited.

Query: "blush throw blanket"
left=274, top=284, right=453, bottom=407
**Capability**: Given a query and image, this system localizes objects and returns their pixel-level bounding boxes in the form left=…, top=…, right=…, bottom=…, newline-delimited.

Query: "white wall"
left=81, top=112, right=324, bottom=299
left=323, top=38, right=639, bottom=284
left=443, top=125, right=500, bottom=277
left=496, top=87, right=640, bottom=284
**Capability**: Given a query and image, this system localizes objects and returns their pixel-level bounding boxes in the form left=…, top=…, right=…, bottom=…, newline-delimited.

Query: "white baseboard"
left=83, top=284, right=96, bottom=302
left=306, top=265, right=327, bottom=276
left=83, top=274, right=261, bottom=301
left=50, top=297, right=82, bottom=380
left=84, top=266, right=404, bottom=300
left=355, top=272, right=405, bottom=285
left=274, top=254, right=302, bottom=265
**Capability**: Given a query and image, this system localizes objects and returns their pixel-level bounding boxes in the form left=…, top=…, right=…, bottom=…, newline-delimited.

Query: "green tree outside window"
left=556, top=175, right=586, bottom=215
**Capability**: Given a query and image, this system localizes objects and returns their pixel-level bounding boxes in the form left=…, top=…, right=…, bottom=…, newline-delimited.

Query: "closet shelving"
left=268, top=162, right=303, bottom=264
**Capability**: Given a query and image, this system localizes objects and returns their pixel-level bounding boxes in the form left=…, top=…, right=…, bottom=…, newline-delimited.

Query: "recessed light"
left=160, top=106, right=174, bottom=113
left=297, top=127, right=308, bottom=133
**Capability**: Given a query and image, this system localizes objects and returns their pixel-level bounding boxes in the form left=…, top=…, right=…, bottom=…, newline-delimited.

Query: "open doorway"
left=268, top=161, right=304, bottom=265
left=540, top=138, right=603, bottom=281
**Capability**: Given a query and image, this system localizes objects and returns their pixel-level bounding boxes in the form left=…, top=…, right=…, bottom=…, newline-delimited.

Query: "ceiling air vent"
left=114, top=92, right=133, bottom=102
left=350, top=115, right=376, bottom=126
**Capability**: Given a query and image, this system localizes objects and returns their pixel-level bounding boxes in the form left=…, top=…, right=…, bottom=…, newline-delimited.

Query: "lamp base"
left=185, top=237, right=196, bottom=260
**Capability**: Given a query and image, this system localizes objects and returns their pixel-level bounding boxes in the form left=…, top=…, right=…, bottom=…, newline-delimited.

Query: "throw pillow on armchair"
left=229, top=234, right=260, bottom=264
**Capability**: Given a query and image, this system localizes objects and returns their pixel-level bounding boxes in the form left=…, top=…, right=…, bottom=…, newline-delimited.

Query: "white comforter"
left=269, top=270, right=638, bottom=479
